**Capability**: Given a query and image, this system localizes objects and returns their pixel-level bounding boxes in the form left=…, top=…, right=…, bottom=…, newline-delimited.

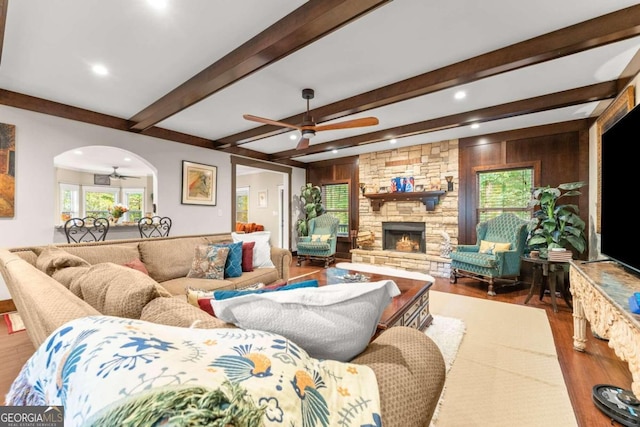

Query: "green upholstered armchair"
left=450, top=212, right=529, bottom=296
left=296, top=214, right=339, bottom=268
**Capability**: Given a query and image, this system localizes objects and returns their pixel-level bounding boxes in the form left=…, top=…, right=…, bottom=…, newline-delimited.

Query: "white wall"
left=0, top=104, right=305, bottom=299
left=237, top=170, right=285, bottom=241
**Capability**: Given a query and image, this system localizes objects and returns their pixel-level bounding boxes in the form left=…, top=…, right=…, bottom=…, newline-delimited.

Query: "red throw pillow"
left=242, top=241, right=255, bottom=272
left=197, top=298, right=215, bottom=316
left=124, top=258, right=149, bottom=275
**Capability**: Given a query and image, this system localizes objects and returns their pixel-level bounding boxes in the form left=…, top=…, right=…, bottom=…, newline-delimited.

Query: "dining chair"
left=64, top=217, right=110, bottom=243
left=138, top=216, right=172, bottom=238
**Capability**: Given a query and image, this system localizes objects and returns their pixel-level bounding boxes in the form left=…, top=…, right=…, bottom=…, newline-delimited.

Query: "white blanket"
left=7, top=316, right=382, bottom=427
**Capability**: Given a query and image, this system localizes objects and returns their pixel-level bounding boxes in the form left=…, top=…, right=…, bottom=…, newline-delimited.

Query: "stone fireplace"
left=382, top=222, right=425, bottom=253
left=351, top=140, right=459, bottom=278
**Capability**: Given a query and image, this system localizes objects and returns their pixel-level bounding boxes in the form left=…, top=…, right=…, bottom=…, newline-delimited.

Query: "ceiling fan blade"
left=313, top=117, right=379, bottom=132
left=243, top=114, right=301, bottom=130
left=296, top=137, right=310, bottom=150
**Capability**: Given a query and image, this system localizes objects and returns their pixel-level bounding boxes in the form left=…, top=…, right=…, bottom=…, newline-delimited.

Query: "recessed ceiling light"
left=147, top=0, right=168, bottom=9
left=92, top=64, right=109, bottom=76
left=332, top=149, right=338, bottom=154
left=390, top=138, right=397, bottom=144
left=471, top=123, right=480, bottom=129
left=454, top=91, right=466, bottom=100
left=124, top=157, right=132, bottom=162
left=289, top=134, right=297, bottom=140
left=73, top=150, right=83, bottom=155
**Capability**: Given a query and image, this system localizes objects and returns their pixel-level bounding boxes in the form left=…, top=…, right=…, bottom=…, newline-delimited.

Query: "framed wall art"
left=0, top=122, right=16, bottom=218
left=257, top=190, right=268, bottom=208
left=181, top=160, right=217, bottom=206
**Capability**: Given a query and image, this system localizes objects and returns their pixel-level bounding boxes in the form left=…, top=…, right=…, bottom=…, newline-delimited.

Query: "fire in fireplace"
left=382, top=222, right=426, bottom=253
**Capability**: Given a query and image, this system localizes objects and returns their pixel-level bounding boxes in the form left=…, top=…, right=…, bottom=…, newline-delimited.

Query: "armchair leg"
left=487, top=278, right=496, bottom=296
left=296, top=256, right=303, bottom=267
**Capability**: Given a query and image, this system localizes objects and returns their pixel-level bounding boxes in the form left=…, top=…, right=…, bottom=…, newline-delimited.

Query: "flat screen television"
left=600, top=101, right=640, bottom=276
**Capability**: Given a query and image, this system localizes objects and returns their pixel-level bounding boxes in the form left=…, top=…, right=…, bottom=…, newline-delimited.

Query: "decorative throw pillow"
left=241, top=241, right=255, bottom=272
left=35, top=246, right=90, bottom=276
left=211, top=280, right=401, bottom=362
left=479, top=240, right=511, bottom=255
left=187, top=245, right=229, bottom=279
left=231, top=231, right=275, bottom=268
left=75, top=263, right=163, bottom=319
left=123, top=258, right=149, bottom=275
left=211, top=241, right=243, bottom=278
left=311, top=234, right=331, bottom=242
left=194, top=280, right=317, bottom=317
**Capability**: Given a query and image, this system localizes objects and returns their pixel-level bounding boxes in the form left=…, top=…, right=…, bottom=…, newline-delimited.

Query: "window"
left=236, top=187, right=249, bottom=222
left=322, top=183, right=349, bottom=236
left=123, top=188, right=144, bottom=222
left=477, top=168, right=533, bottom=223
left=83, top=186, right=119, bottom=218
left=59, top=183, right=79, bottom=222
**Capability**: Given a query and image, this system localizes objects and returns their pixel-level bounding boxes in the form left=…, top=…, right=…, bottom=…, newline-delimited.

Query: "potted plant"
left=526, top=181, right=586, bottom=259
left=296, top=183, right=324, bottom=237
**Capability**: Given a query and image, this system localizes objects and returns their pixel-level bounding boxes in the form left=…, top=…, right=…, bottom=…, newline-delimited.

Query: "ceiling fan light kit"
left=243, top=88, right=379, bottom=150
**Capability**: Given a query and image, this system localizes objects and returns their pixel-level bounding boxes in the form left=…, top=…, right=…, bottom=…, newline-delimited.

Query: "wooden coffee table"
left=288, top=267, right=433, bottom=333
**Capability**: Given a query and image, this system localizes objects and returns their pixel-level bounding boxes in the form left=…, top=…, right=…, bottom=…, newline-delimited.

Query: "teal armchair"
left=450, top=213, right=529, bottom=296
left=296, top=214, right=339, bottom=268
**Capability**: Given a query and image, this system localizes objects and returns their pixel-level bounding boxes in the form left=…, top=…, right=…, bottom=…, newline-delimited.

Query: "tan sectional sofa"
left=0, top=233, right=446, bottom=426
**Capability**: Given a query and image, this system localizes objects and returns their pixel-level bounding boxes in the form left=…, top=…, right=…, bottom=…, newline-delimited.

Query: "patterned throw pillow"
left=478, top=240, right=511, bottom=255
left=212, top=241, right=243, bottom=278
left=187, top=245, right=230, bottom=279
left=241, top=241, right=255, bottom=272
left=311, top=234, right=331, bottom=242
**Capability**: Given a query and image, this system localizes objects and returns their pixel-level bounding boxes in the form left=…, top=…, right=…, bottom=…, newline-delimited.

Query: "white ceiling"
left=2, top=0, right=640, bottom=168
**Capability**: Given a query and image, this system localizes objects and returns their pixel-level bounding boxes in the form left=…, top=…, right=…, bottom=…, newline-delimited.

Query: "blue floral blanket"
left=6, top=316, right=382, bottom=427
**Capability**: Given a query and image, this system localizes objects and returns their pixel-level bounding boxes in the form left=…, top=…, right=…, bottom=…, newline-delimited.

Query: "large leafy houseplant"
left=526, top=181, right=586, bottom=259
left=296, top=183, right=324, bottom=237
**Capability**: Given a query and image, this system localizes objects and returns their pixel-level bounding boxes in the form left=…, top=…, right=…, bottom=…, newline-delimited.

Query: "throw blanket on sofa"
left=7, top=316, right=382, bottom=427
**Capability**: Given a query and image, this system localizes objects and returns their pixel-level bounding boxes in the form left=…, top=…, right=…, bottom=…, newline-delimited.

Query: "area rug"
left=337, top=262, right=578, bottom=426
left=423, top=314, right=466, bottom=427
left=3, top=312, right=25, bottom=334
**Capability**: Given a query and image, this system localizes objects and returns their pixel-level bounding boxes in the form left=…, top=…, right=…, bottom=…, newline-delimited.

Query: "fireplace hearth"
left=382, top=222, right=426, bottom=253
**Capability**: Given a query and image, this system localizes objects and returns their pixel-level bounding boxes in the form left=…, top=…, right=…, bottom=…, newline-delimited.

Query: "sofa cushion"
left=62, top=243, right=140, bottom=266
left=187, top=245, right=229, bottom=280
left=211, top=280, right=401, bottom=362
left=241, top=241, right=255, bottom=272
left=35, top=246, right=91, bottom=276
left=74, top=263, right=163, bottom=319
left=140, top=297, right=233, bottom=329
left=226, top=268, right=279, bottom=289
left=231, top=231, right=275, bottom=268
left=139, top=236, right=209, bottom=282
left=160, top=277, right=235, bottom=296
left=52, top=266, right=90, bottom=295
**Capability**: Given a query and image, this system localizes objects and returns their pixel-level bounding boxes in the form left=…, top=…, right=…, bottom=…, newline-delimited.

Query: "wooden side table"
left=522, top=256, right=572, bottom=312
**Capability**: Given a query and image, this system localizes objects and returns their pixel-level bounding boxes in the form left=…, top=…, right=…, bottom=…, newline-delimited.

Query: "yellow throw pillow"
left=479, top=240, right=511, bottom=254
left=311, top=234, right=331, bottom=242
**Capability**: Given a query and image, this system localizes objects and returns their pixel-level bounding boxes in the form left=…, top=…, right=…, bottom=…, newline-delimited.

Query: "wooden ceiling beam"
left=219, top=4, right=640, bottom=147
left=0, top=89, right=278, bottom=158
left=269, top=80, right=618, bottom=160
left=128, top=0, right=390, bottom=132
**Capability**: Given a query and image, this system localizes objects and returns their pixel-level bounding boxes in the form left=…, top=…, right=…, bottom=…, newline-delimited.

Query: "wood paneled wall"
left=306, top=156, right=360, bottom=259
left=458, top=120, right=590, bottom=257
left=304, top=119, right=591, bottom=260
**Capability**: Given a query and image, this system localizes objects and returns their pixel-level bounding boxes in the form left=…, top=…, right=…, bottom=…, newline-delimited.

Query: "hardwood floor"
left=0, top=261, right=632, bottom=426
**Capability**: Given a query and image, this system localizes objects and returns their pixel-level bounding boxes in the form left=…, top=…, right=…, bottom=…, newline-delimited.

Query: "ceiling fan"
left=109, top=166, right=137, bottom=180
left=243, top=88, right=379, bottom=150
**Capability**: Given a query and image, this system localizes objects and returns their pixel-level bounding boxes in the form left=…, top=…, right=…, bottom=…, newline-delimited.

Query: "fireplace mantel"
left=364, top=190, right=446, bottom=212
